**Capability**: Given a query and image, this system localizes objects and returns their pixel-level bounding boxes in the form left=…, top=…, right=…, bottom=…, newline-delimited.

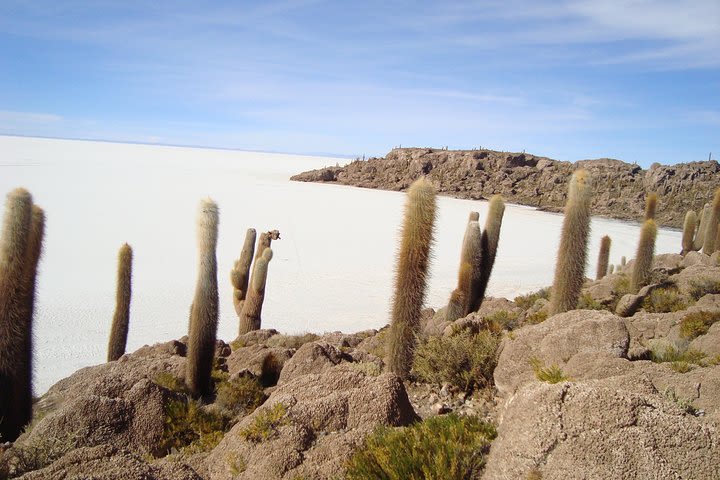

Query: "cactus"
left=631, top=219, right=658, bottom=292
left=549, top=170, right=592, bottom=315
left=621, top=256, right=626, bottom=267
left=468, top=211, right=479, bottom=222
left=238, top=248, right=273, bottom=334
left=386, top=178, right=436, bottom=379
left=0, top=189, right=33, bottom=442
left=702, top=188, right=720, bottom=255
left=681, top=210, right=697, bottom=255
left=644, top=192, right=658, bottom=220
left=445, top=263, right=471, bottom=322
left=471, top=195, right=505, bottom=312
left=694, top=204, right=709, bottom=251
left=609, top=264, right=615, bottom=274
left=596, top=235, right=611, bottom=280
left=186, top=199, right=220, bottom=398
left=107, top=243, right=133, bottom=362
left=231, top=228, right=256, bottom=316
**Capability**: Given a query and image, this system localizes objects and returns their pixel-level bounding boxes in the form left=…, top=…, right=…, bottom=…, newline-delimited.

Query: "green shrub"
left=642, top=288, right=690, bottom=313
left=650, top=345, right=707, bottom=366
left=483, top=310, right=520, bottom=331
left=215, top=375, right=266, bottom=416
left=153, top=372, right=190, bottom=395
left=348, top=361, right=382, bottom=377
left=160, top=399, right=230, bottom=455
left=529, top=358, right=570, bottom=384
left=266, top=333, right=319, bottom=349
left=679, top=311, right=720, bottom=340
left=662, top=387, right=698, bottom=415
left=413, top=330, right=500, bottom=392
left=514, top=288, right=550, bottom=310
left=613, top=275, right=632, bottom=296
left=577, top=293, right=605, bottom=310
left=688, top=279, right=720, bottom=300
left=525, top=310, right=548, bottom=324
left=238, top=403, right=288, bottom=442
left=4, top=430, right=81, bottom=477
left=345, top=414, right=496, bottom=480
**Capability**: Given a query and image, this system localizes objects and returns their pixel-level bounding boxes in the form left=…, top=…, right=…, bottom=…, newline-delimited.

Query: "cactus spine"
left=702, top=188, right=720, bottom=255
left=681, top=210, right=697, bottom=255
left=471, top=195, right=505, bottom=312
left=694, top=204, right=709, bottom=251
left=596, top=235, right=611, bottom=280
left=386, top=178, right=436, bottom=379
left=231, top=228, right=256, bottom=317
left=644, top=192, right=658, bottom=220
left=550, top=170, right=592, bottom=315
left=238, top=248, right=273, bottom=334
left=186, top=199, right=220, bottom=398
left=0, top=189, right=34, bottom=441
left=631, top=219, right=657, bottom=292
left=107, top=243, right=133, bottom=362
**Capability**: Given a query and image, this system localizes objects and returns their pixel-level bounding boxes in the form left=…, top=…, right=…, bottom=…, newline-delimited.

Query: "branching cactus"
left=472, top=195, right=505, bottom=312
left=239, top=248, right=273, bottom=335
left=550, top=170, right=592, bottom=315
left=694, top=204, right=709, bottom=251
left=186, top=199, right=220, bottom=398
left=644, top=192, right=658, bottom=221
left=386, top=178, right=436, bottom=379
left=231, top=228, right=256, bottom=316
left=632, top=219, right=658, bottom=292
left=702, top=188, right=720, bottom=255
left=0, top=188, right=33, bottom=442
left=107, top=243, right=133, bottom=362
left=681, top=210, right=697, bottom=255
left=596, top=235, right=611, bottom=280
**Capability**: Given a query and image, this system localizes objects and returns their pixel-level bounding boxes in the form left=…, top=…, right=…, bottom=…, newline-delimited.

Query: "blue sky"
left=0, top=0, right=718, bottom=166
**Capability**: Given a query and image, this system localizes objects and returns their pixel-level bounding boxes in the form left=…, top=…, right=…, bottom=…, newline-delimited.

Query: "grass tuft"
left=160, top=399, right=230, bottom=455
left=215, top=374, right=266, bottom=416
left=238, top=403, right=288, bottom=442
left=153, top=371, right=190, bottom=395
left=679, top=311, right=720, bottom=340
left=514, top=288, right=550, bottom=310
left=688, top=279, right=720, bottom=300
left=641, top=287, right=690, bottom=313
left=529, top=358, right=570, bottom=384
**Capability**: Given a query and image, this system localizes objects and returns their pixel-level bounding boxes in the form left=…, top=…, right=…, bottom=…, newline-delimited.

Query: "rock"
left=277, top=341, right=351, bottom=385
left=226, top=344, right=294, bottom=387
left=204, top=365, right=417, bottom=479
left=484, top=377, right=720, bottom=479
left=292, top=148, right=720, bottom=228
left=494, top=310, right=629, bottom=397
left=615, top=282, right=672, bottom=317
left=651, top=253, right=684, bottom=274
left=669, top=265, right=720, bottom=297
left=682, top=251, right=713, bottom=268
left=432, top=403, right=451, bottom=415
left=232, top=329, right=280, bottom=347
left=689, top=322, right=720, bottom=358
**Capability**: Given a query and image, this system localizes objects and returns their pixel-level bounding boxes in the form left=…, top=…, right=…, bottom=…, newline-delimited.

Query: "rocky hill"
left=291, top=148, right=720, bottom=228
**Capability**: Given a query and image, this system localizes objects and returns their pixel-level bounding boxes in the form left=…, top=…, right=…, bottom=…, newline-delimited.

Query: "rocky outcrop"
left=291, top=148, right=720, bottom=228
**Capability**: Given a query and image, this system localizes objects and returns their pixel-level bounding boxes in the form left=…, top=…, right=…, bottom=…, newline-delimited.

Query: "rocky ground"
left=291, top=148, right=720, bottom=228
left=2, top=251, right=720, bottom=479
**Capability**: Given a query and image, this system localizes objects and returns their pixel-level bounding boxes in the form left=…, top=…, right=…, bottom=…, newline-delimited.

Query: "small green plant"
left=613, top=274, right=632, bottom=296
left=577, top=293, right=605, bottom=310
left=514, top=288, right=550, bottom=310
left=663, top=387, right=698, bottom=415
left=483, top=309, right=520, bottom=331
left=345, top=414, right=496, bottom=480
left=650, top=345, right=707, bottom=366
left=680, top=311, right=720, bottom=340
left=413, top=330, right=500, bottom=392
left=642, top=287, right=690, bottom=313
left=529, top=358, right=570, bottom=384
left=227, top=454, right=247, bottom=475
left=153, top=372, right=190, bottom=395
left=688, top=279, right=720, bottom=300
left=670, top=361, right=694, bottom=373
left=160, top=399, right=230, bottom=455
left=266, top=333, right=319, bottom=349
left=215, top=375, right=266, bottom=416
left=526, top=310, right=548, bottom=324
left=4, top=429, right=81, bottom=477
left=238, top=403, right=288, bottom=442
left=348, top=361, right=382, bottom=376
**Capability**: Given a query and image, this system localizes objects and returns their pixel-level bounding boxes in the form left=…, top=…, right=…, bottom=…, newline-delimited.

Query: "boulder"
left=682, top=251, right=714, bottom=268
left=669, top=265, right=720, bottom=297
left=226, top=344, right=294, bottom=387
left=277, top=341, right=351, bottom=385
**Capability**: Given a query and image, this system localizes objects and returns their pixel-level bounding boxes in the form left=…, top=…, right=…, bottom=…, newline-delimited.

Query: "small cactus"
left=702, top=188, right=720, bottom=255
left=550, top=170, right=592, bottom=315
left=186, top=199, right=220, bottom=398
left=238, top=248, right=273, bottom=335
left=621, top=256, right=627, bottom=267
left=596, top=235, right=611, bottom=280
left=386, top=178, right=436, bottom=379
left=694, top=204, right=709, bottom=251
left=231, top=228, right=256, bottom=316
left=0, top=188, right=34, bottom=442
left=608, top=264, right=615, bottom=274
left=472, top=195, right=505, bottom=312
left=107, top=243, right=133, bottom=362
left=681, top=210, right=697, bottom=255
left=644, top=192, right=658, bottom=220
left=632, top=219, right=657, bottom=292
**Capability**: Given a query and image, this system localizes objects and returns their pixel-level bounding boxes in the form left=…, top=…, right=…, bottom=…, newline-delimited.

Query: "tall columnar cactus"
left=694, top=204, right=709, bottom=251
left=468, top=211, right=480, bottom=222
left=231, top=228, right=256, bottom=316
left=386, top=178, right=436, bottom=379
left=681, top=210, right=697, bottom=255
left=549, top=170, right=592, bottom=315
left=596, top=235, right=611, bottom=280
left=186, top=199, right=220, bottom=398
left=644, top=192, right=658, bottom=220
left=446, top=262, right=472, bottom=323
left=702, top=188, right=720, bottom=255
left=239, top=248, right=273, bottom=334
left=631, top=219, right=658, bottom=292
left=107, top=243, right=133, bottom=362
left=471, top=195, right=505, bottom=312
left=0, top=188, right=33, bottom=442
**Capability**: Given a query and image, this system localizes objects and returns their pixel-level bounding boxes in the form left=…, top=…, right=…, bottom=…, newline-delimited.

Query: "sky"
left=0, top=0, right=718, bottom=166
